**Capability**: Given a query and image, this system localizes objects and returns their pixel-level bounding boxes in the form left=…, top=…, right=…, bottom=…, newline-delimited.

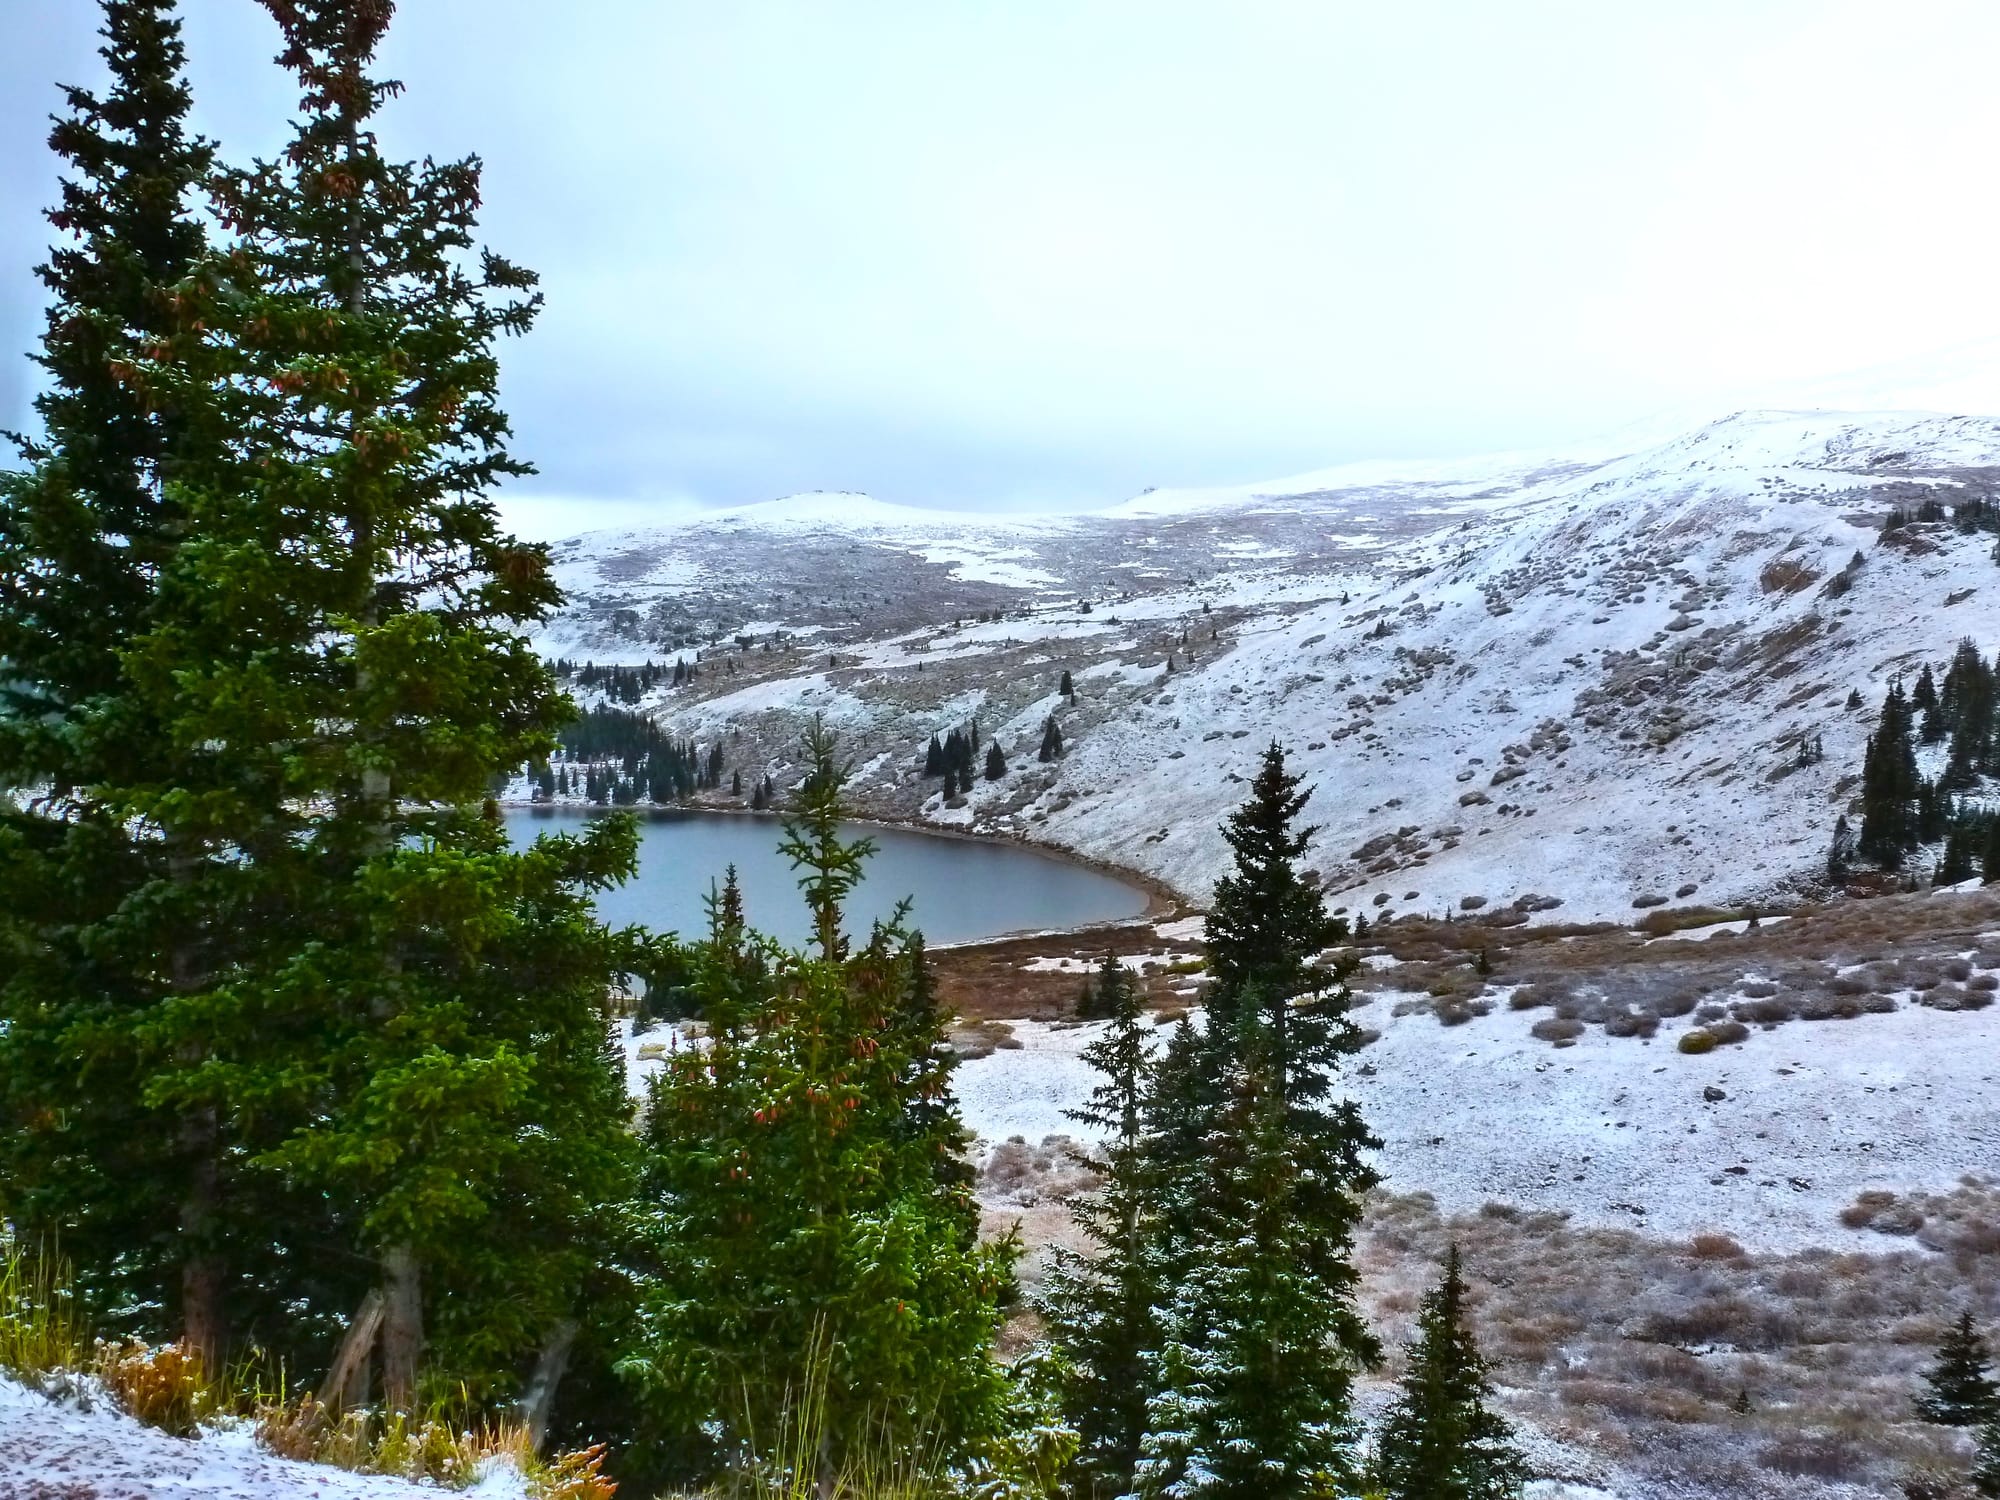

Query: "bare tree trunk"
left=169, top=847, right=227, bottom=1371
left=178, top=1119, right=226, bottom=1375
left=316, top=1288, right=385, bottom=1413
left=380, top=1246, right=423, bottom=1412
left=519, top=1319, right=579, bottom=1454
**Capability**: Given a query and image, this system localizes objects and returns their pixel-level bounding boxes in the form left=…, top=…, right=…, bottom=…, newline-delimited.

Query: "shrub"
left=1758, top=1432, right=1870, bottom=1481
left=1708, top=1020, right=1750, bottom=1045
left=95, top=1341, right=217, bottom=1437
left=1687, top=1233, right=1747, bottom=1261
left=1603, top=1007, right=1659, bottom=1039
left=1678, top=1029, right=1718, bottom=1055
left=1739, top=980, right=1779, bottom=998
left=1733, top=996, right=1794, bottom=1025
left=1653, top=989, right=1700, bottom=1018
left=1531, top=1016, right=1584, bottom=1044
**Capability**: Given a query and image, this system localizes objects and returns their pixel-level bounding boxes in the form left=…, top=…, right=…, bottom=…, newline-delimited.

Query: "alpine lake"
left=501, top=806, right=1152, bottom=948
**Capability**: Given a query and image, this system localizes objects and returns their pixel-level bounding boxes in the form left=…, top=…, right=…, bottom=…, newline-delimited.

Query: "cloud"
left=6, top=0, right=2000, bottom=535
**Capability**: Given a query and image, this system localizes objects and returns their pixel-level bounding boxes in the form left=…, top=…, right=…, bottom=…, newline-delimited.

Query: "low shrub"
left=1687, top=1232, right=1747, bottom=1261
left=1678, top=1030, right=1717, bottom=1054
left=1603, top=1006, right=1659, bottom=1039
left=1733, top=996, right=1794, bottom=1025
left=1531, top=1016, right=1584, bottom=1044
left=95, top=1340, right=217, bottom=1437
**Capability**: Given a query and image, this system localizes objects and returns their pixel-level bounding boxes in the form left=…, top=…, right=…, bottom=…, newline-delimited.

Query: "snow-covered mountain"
left=528, top=408, right=2000, bottom=922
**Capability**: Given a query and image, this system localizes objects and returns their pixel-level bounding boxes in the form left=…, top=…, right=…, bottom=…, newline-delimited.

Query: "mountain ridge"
left=525, top=406, right=2000, bottom=923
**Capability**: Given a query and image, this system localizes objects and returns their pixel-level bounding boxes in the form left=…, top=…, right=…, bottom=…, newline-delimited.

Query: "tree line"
left=1838, top=640, right=2000, bottom=883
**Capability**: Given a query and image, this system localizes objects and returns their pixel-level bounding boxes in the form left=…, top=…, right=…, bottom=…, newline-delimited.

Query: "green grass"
left=0, top=1239, right=88, bottom=1384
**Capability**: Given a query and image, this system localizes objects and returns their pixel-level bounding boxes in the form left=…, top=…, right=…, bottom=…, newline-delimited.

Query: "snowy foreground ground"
left=953, top=988, right=2000, bottom=1251
left=0, top=1374, right=531, bottom=1500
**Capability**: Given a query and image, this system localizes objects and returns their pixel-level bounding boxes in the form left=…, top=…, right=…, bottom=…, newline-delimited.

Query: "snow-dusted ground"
left=0, top=1375, right=526, bottom=1500
left=957, top=996, right=2000, bottom=1252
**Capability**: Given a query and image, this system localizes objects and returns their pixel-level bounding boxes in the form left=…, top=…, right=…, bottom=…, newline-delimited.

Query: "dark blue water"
left=502, top=807, right=1149, bottom=947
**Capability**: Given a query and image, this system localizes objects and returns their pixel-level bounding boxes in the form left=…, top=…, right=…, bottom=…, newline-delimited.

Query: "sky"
left=7, top=1, right=2000, bottom=537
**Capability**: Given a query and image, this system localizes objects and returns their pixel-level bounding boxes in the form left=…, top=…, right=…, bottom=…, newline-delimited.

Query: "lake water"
left=501, top=807, right=1151, bottom=947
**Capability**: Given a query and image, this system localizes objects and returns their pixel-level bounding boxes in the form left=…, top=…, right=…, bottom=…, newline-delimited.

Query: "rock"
left=1703, top=1086, right=1727, bottom=1103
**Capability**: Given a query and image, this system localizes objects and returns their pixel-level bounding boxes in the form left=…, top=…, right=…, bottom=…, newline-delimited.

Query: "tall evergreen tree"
left=1915, top=1312, right=2000, bottom=1426
left=985, top=740, right=1008, bottom=780
left=1371, top=1246, right=1527, bottom=1500
left=0, top=0, right=231, bottom=1363
left=1043, top=950, right=1160, bottom=1496
left=1941, top=642, right=1997, bottom=791
left=84, top=0, right=635, bottom=1403
left=1857, top=682, right=1921, bottom=866
left=1205, top=742, right=1343, bottom=1021
left=1133, top=747, right=1380, bottom=1494
left=1135, top=1011, right=1363, bottom=1498
left=623, top=726, right=1013, bottom=1482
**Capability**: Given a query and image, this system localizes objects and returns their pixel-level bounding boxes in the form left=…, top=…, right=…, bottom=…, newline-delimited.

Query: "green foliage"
left=1053, top=746, right=1379, bottom=1497
left=1975, top=1419, right=2000, bottom=1500
left=1915, top=1311, right=2000, bottom=1426
left=1371, top=1246, right=1526, bottom=1500
left=1041, top=955, right=1159, bottom=1493
left=1857, top=680, right=1920, bottom=866
left=0, top=0, right=237, bottom=1355
left=621, top=730, right=1013, bottom=1484
left=3, top=0, right=639, bottom=1407
left=1135, top=1012, right=1362, bottom=1498
left=0, top=1240, right=90, bottom=1384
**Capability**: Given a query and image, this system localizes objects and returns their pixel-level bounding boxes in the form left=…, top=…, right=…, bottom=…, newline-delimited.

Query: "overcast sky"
left=8, top=1, right=2000, bottom=535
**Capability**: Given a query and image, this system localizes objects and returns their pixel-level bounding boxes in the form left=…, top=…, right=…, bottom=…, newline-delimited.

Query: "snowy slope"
left=0, top=1374, right=527, bottom=1499
left=527, top=408, right=2000, bottom=922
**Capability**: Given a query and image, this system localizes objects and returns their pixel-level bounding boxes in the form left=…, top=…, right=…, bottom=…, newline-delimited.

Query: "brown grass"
left=1357, top=1189, right=2000, bottom=1497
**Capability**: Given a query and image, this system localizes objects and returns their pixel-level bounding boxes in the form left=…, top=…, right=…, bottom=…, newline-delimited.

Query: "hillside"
left=528, top=408, right=2000, bottom=924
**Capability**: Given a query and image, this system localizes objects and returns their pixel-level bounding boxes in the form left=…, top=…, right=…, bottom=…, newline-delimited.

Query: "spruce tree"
left=0, top=0, right=230, bottom=1362
left=1857, top=683, right=1921, bottom=866
left=624, top=726, right=1013, bottom=1479
left=1136, top=1011, right=1363, bottom=1497
left=1042, top=949, right=1160, bottom=1496
left=1137, top=746, right=1381, bottom=1491
left=1205, top=742, right=1343, bottom=1020
left=1039, top=715, right=1065, bottom=762
left=1060, top=669, right=1074, bottom=698
left=130, top=0, right=631, bottom=1402
left=1826, top=814, right=1857, bottom=884
left=1915, top=1312, right=2000, bottom=1426
left=986, top=740, right=1007, bottom=780
left=1371, top=1245, right=1527, bottom=1500
left=1975, top=1421, right=2000, bottom=1500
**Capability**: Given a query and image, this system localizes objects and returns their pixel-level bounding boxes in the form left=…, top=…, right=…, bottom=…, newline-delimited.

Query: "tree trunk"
left=380, top=1245, right=423, bottom=1412
left=316, top=1288, right=385, bottom=1413
left=519, top=1319, right=579, bottom=1454
left=178, top=1100, right=227, bottom=1371
left=170, top=847, right=227, bottom=1371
